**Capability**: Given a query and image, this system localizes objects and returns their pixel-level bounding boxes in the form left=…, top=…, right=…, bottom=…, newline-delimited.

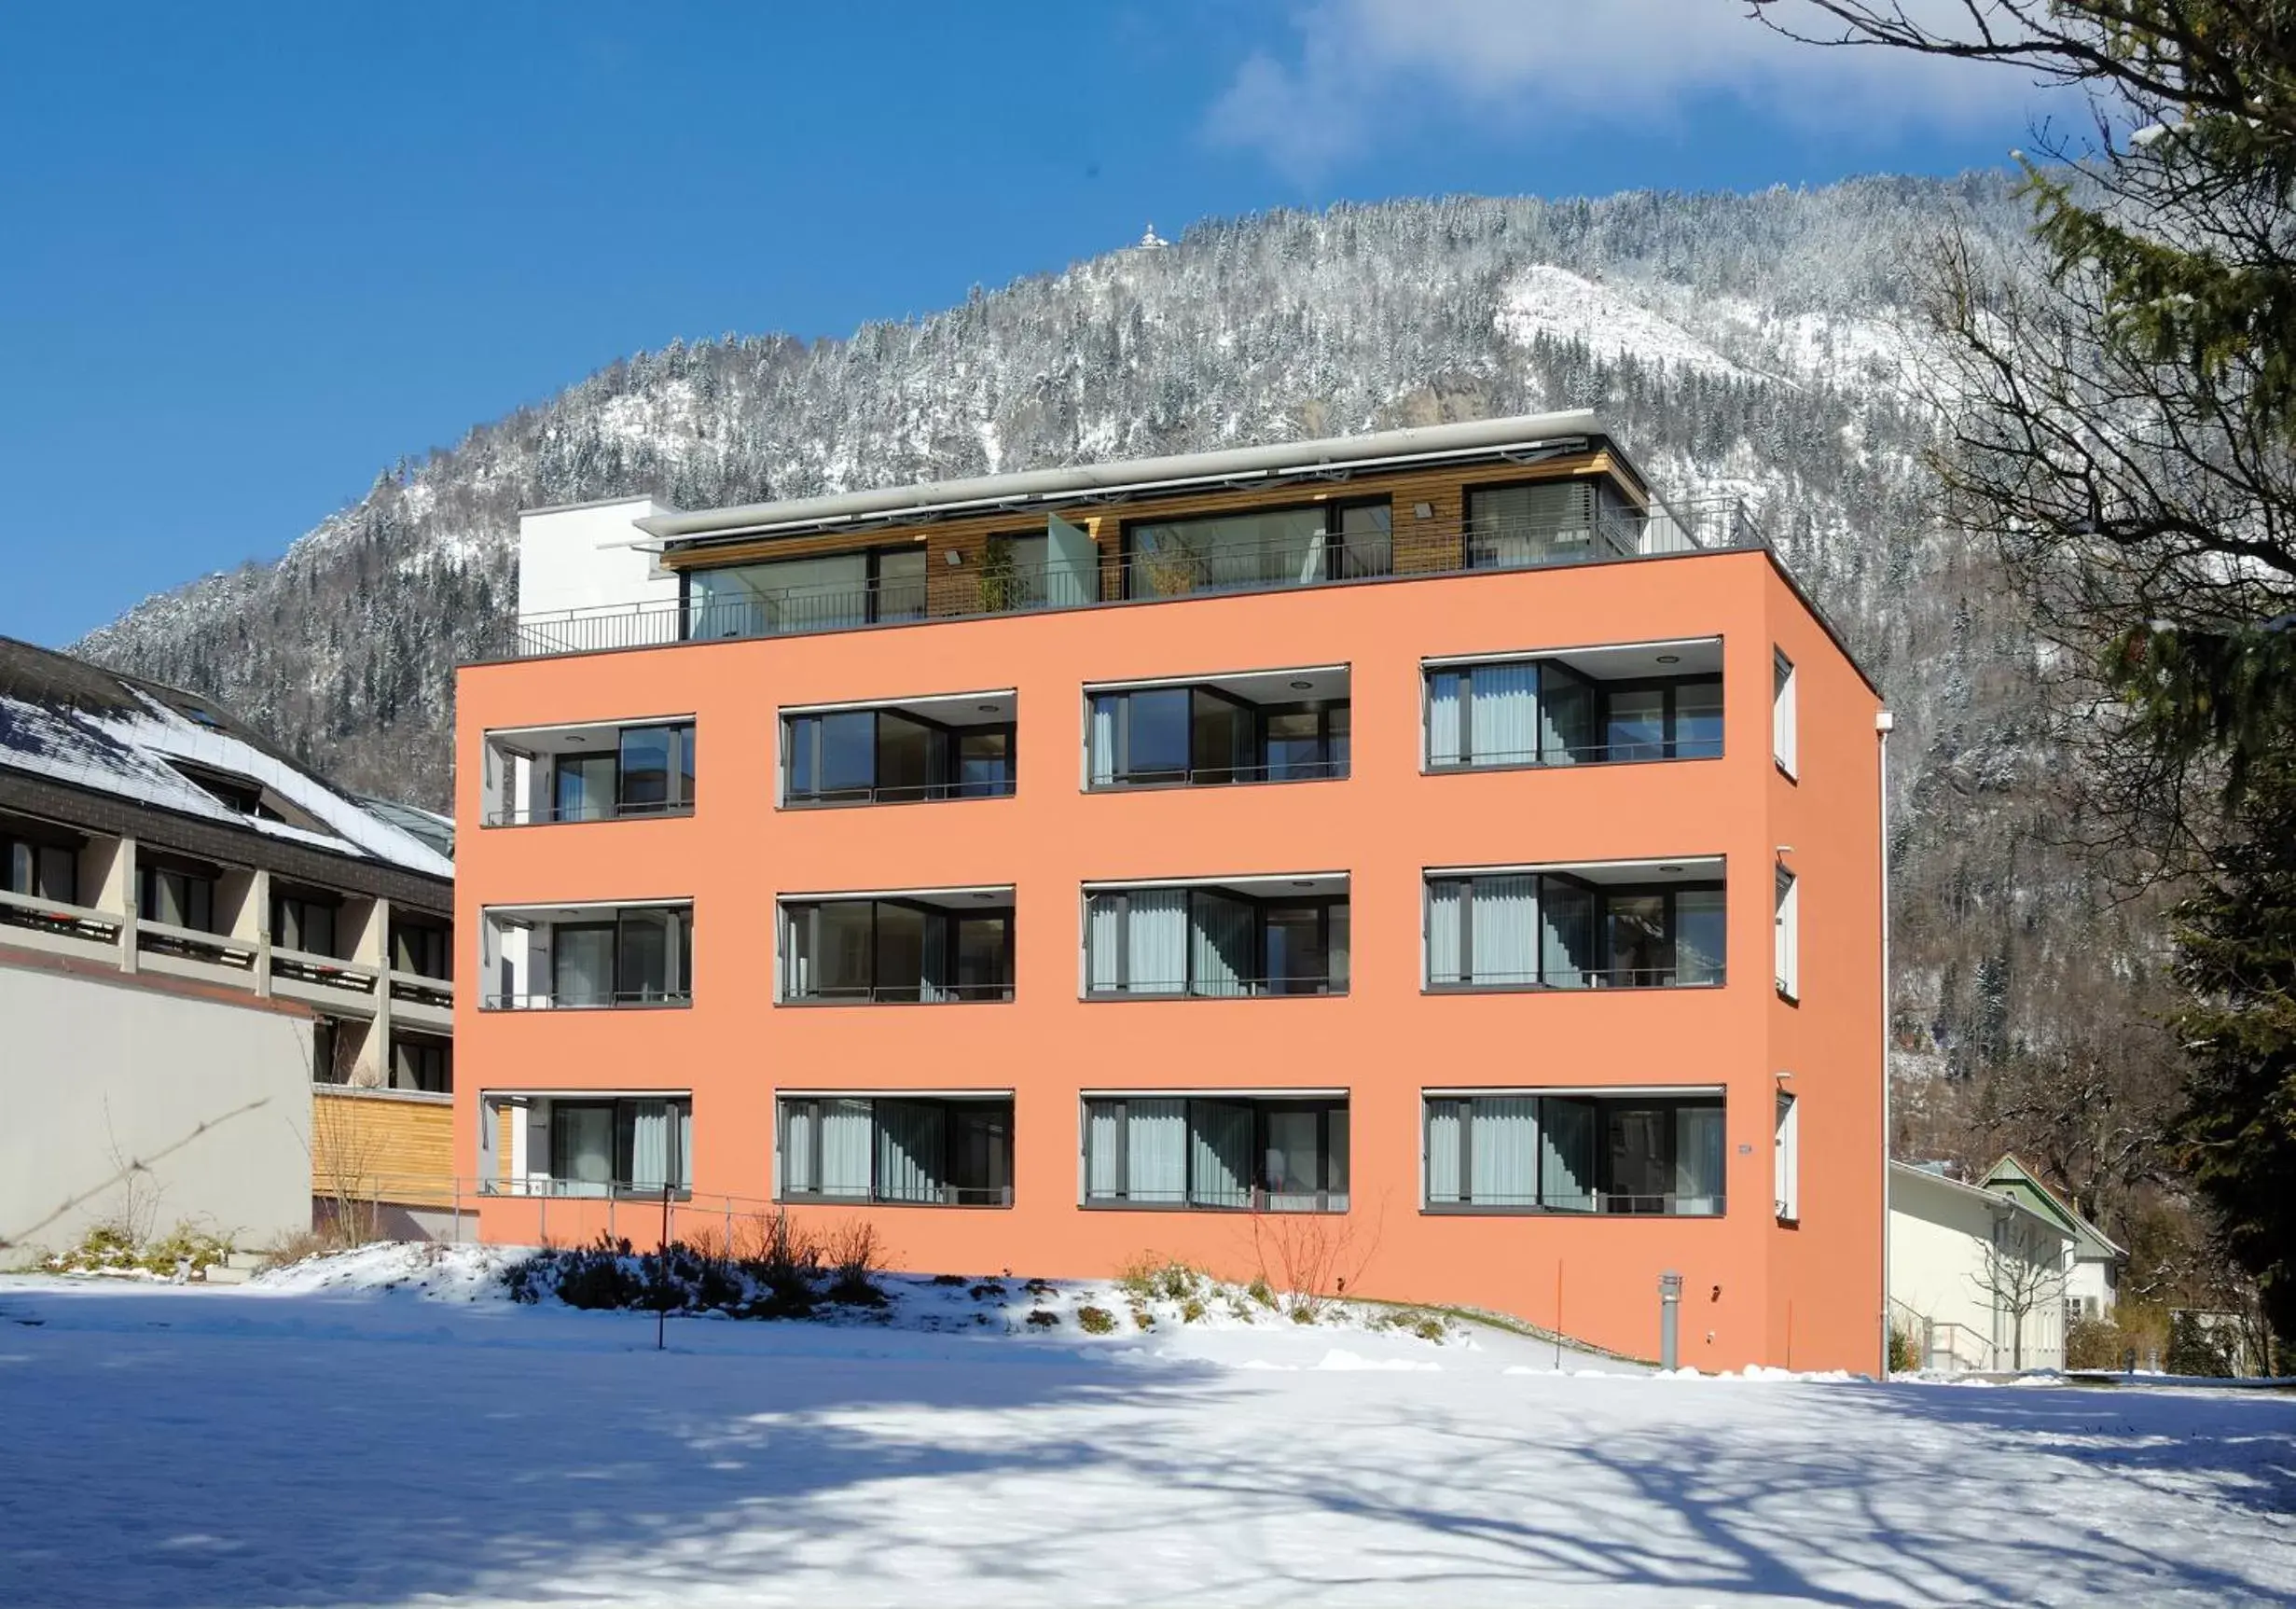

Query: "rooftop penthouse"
left=503, top=409, right=1781, bottom=660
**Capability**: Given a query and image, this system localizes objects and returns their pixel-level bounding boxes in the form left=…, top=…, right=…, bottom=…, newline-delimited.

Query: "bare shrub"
left=1250, top=1203, right=1383, bottom=1324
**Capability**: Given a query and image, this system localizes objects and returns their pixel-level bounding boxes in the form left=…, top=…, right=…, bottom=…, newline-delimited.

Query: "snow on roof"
left=0, top=640, right=452, bottom=883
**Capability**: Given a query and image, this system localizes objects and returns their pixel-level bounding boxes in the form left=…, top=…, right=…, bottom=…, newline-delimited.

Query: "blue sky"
left=0, top=3, right=2049, bottom=645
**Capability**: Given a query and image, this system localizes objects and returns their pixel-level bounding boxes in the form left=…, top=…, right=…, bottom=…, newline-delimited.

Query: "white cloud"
left=1208, top=0, right=2055, bottom=179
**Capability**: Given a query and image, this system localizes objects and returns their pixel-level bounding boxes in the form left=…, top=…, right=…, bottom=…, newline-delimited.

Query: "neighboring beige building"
left=1979, top=1155, right=2125, bottom=1323
left=1888, top=1159, right=2076, bottom=1372
left=0, top=638, right=458, bottom=1260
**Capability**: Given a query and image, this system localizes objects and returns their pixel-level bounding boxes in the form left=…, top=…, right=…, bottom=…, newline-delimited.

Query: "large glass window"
left=391, top=917, right=452, bottom=980
left=3, top=831, right=78, bottom=905
left=1086, top=886, right=1349, bottom=998
left=1466, top=479, right=1641, bottom=567
left=1426, top=874, right=1726, bottom=989
left=785, top=708, right=1016, bottom=805
left=391, top=1033, right=452, bottom=1094
left=778, top=1095, right=1014, bottom=1206
left=684, top=547, right=928, bottom=640
left=1088, top=687, right=1349, bottom=787
left=548, top=909, right=691, bottom=1006
left=544, top=1096, right=692, bottom=1198
left=1084, top=1096, right=1348, bottom=1211
left=1124, top=499, right=1391, bottom=599
left=139, top=864, right=216, bottom=933
left=1427, top=660, right=1722, bottom=769
left=271, top=891, right=339, bottom=957
left=781, top=898, right=1014, bottom=1003
left=1425, top=1094, right=1724, bottom=1215
left=548, top=724, right=694, bottom=822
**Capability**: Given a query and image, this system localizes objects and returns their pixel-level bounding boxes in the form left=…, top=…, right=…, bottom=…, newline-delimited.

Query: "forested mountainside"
left=77, top=176, right=2155, bottom=1188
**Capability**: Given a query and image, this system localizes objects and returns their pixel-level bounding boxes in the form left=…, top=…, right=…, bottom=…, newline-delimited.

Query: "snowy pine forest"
left=75, top=174, right=2144, bottom=1176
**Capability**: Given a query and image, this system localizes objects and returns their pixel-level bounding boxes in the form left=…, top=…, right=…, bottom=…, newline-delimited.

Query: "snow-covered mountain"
left=76, top=175, right=2095, bottom=1088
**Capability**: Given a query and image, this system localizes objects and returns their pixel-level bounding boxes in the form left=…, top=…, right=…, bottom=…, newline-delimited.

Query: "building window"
left=541, top=1097, right=693, bottom=1198
left=683, top=548, right=927, bottom=640
left=1464, top=478, right=1642, bottom=567
left=139, top=863, right=217, bottom=932
left=392, top=1033, right=452, bottom=1095
left=1085, top=883, right=1349, bottom=998
left=1425, top=872, right=1724, bottom=990
left=781, top=896, right=1014, bottom=1003
left=1087, top=683, right=1348, bottom=787
left=391, top=917, right=451, bottom=980
left=551, top=909, right=692, bottom=1007
left=550, top=724, right=696, bottom=822
left=784, top=708, right=1015, bottom=805
left=777, top=1095, right=1014, bottom=1206
left=1083, top=1096, right=1349, bottom=1212
left=1426, top=660, right=1721, bottom=769
left=1774, top=1090, right=1800, bottom=1222
left=1774, top=867, right=1800, bottom=1000
left=1424, top=1094, right=1724, bottom=1215
left=3, top=831, right=77, bottom=905
left=1122, top=500, right=1390, bottom=598
left=271, top=890, right=339, bottom=957
left=1773, top=649, right=1798, bottom=777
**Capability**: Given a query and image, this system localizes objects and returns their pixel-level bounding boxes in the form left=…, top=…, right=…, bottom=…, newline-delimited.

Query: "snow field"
left=0, top=1247, right=2290, bottom=1607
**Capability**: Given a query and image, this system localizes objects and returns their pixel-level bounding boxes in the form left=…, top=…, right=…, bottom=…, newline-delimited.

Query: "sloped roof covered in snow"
left=0, top=638, right=453, bottom=884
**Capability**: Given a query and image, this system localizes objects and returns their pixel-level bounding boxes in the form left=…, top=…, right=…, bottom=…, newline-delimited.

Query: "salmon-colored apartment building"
left=454, top=409, right=1888, bottom=1372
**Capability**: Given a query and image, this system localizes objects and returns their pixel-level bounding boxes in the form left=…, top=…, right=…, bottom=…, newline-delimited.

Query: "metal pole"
left=1660, top=1271, right=1682, bottom=1370
left=656, top=1181, right=671, bottom=1352
left=1554, top=1261, right=1563, bottom=1371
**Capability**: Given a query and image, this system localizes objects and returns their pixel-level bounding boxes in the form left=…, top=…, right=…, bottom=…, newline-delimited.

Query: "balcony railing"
left=784, top=777, right=1016, bottom=808
left=389, top=971, right=454, bottom=1009
left=502, top=498, right=1763, bottom=659
left=778, top=1184, right=1016, bottom=1208
left=1084, top=1186, right=1351, bottom=1214
left=1431, top=737, right=1725, bottom=770
left=1425, top=1191, right=1725, bottom=1216
left=0, top=887, right=122, bottom=947
left=1428, top=965, right=1726, bottom=991
left=136, top=920, right=256, bottom=970
left=270, top=947, right=378, bottom=995
left=1090, top=756, right=1349, bottom=790
left=781, top=980, right=1015, bottom=1005
left=1086, top=973, right=1349, bottom=1000
left=481, top=988, right=693, bottom=1010
left=482, top=798, right=696, bottom=827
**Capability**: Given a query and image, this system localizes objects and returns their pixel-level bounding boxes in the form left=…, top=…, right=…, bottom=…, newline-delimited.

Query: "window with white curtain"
left=1774, top=867, right=1800, bottom=1000
left=777, top=1095, right=1014, bottom=1206
left=1774, top=1091, right=1800, bottom=1222
left=1083, top=1096, right=1348, bottom=1211
left=1425, top=1093, right=1723, bottom=1215
left=537, top=1096, right=692, bottom=1198
left=1427, top=874, right=1723, bottom=989
left=1426, top=659, right=1722, bottom=770
left=1773, top=649, right=1798, bottom=777
left=1086, top=885, right=1349, bottom=997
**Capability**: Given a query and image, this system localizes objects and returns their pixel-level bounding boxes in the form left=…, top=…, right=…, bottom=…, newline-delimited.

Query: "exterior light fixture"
left=1412, top=501, right=1434, bottom=520
left=944, top=550, right=962, bottom=566
left=1292, top=880, right=1315, bottom=888
left=977, top=703, right=1001, bottom=714
left=1655, top=654, right=1681, bottom=665
left=565, top=734, right=587, bottom=744
left=1660, top=865, right=1683, bottom=873
left=1289, top=679, right=1313, bottom=691
left=973, top=892, right=997, bottom=901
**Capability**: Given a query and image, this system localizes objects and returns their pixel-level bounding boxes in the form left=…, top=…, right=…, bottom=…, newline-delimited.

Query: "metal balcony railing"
left=778, top=1183, right=1016, bottom=1208
left=1425, top=1190, right=1725, bottom=1216
left=1085, top=973, right=1349, bottom=1000
left=780, top=980, right=1016, bottom=1005
left=783, top=775, right=1017, bottom=808
left=481, top=988, right=694, bottom=1010
left=1430, top=736, right=1725, bottom=770
left=500, top=498, right=1765, bottom=660
left=0, top=887, right=122, bottom=946
left=1427, top=964, right=1726, bottom=991
left=1083, top=1186, right=1352, bottom=1214
left=1088, top=756, right=1349, bottom=789
left=483, top=798, right=697, bottom=827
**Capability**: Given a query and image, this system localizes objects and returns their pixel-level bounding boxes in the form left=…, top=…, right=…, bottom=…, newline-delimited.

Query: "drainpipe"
left=1876, top=711, right=1895, bottom=1376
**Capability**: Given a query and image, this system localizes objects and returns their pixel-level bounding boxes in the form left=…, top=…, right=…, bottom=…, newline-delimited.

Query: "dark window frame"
left=1461, top=474, right=1642, bottom=567
left=1117, top=495, right=1394, bottom=600
left=2, top=824, right=81, bottom=906
left=775, top=1094, right=1017, bottom=1207
left=678, top=544, right=930, bottom=641
left=545, top=908, right=693, bottom=1008
left=782, top=705, right=1017, bottom=808
left=1421, top=1092, right=1727, bottom=1216
left=137, top=856, right=220, bottom=935
left=1081, top=1095, right=1350, bottom=1213
left=270, top=885, right=342, bottom=959
left=540, top=723, right=698, bottom=824
left=780, top=896, right=1017, bottom=1005
left=390, top=1033, right=452, bottom=1095
left=390, top=915, right=453, bottom=981
left=1084, top=886, right=1350, bottom=999
left=1426, top=659, right=1723, bottom=770
left=1087, top=685, right=1351, bottom=789
left=1424, top=873, right=1727, bottom=991
left=544, top=1095, right=693, bottom=1200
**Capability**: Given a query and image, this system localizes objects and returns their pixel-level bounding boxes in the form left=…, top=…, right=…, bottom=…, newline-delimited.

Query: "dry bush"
left=1249, top=1204, right=1383, bottom=1324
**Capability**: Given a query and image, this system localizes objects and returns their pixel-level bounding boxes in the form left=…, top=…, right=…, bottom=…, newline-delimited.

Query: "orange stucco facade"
left=454, top=539, right=1885, bottom=1372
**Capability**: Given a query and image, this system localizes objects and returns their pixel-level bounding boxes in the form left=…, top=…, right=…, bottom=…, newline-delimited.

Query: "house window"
left=1775, top=1090, right=1800, bottom=1222
left=781, top=897, right=1014, bottom=1003
left=551, top=909, right=692, bottom=1006
left=1425, top=873, right=1724, bottom=990
left=542, top=1096, right=693, bottom=1197
left=551, top=724, right=696, bottom=822
left=1087, top=687, right=1349, bottom=787
left=784, top=709, right=1016, bottom=805
left=1424, top=1094, right=1724, bottom=1215
left=1083, top=1096, right=1349, bottom=1211
left=777, top=1095, right=1014, bottom=1206
left=1427, top=661, right=1722, bottom=769
left=391, top=917, right=451, bottom=980
left=392, top=1033, right=452, bottom=1095
left=1774, top=867, right=1800, bottom=1000
left=1464, top=478, right=1642, bottom=567
left=1085, top=885, right=1349, bottom=997
left=1773, top=649, right=1798, bottom=776
left=1122, top=499, right=1391, bottom=599
left=271, top=891, right=339, bottom=957
left=139, top=863, right=217, bottom=932
left=683, top=548, right=926, bottom=639
left=3, top=833, right=77, bottom=905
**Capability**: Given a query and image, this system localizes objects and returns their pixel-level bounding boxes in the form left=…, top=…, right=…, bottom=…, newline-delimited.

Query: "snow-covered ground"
left=2, top=1247, right=2291, bottom=1607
